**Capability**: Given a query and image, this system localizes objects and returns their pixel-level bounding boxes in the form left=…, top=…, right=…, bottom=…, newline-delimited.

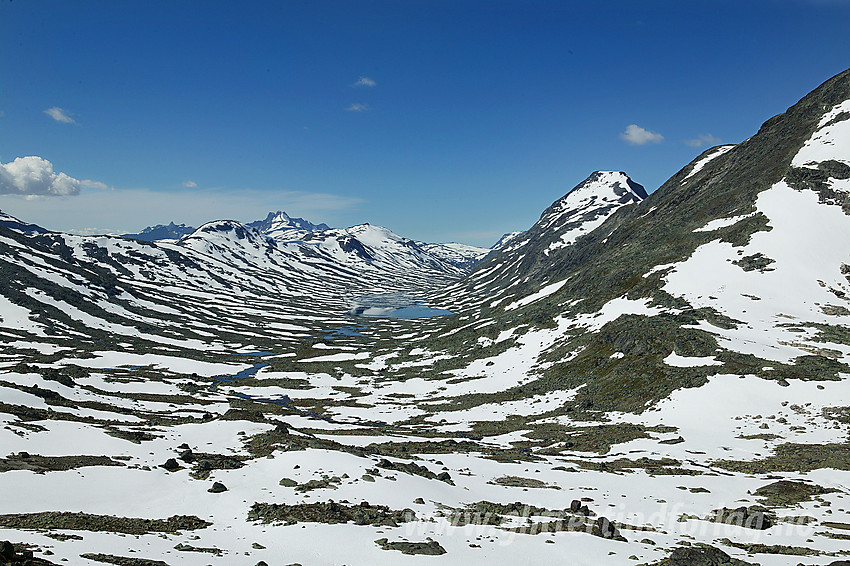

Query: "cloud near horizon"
left=44, top=107, right=76, bottom=124
left=685, top=133, right=722, bottom=147
left=0, top=186, right=364, bottom=236
left=182, top=180, right=199, bottom=188
left=0, top=156, right=84, bottom=196
left=619, top=124, right=664, bottom=145
left=352, top=76, right=376, bottom=87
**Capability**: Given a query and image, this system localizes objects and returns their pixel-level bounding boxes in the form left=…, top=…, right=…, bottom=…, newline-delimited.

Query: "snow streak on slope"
left=792, top=99, right=850, bottom=168
left=661, top=93, right=850, bottom=364
left=682, top=144, right=735, bottom=181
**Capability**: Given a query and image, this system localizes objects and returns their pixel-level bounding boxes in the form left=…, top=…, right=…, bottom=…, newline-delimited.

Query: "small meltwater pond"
left=349, top=293, right=453, bottom=319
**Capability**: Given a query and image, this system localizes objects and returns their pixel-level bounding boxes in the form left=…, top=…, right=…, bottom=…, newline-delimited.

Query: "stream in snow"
left=212, top=352, right=389, bottom=427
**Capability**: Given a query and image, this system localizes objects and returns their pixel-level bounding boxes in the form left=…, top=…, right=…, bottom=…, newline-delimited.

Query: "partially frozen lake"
left=349, top=293, right=453, bottom=319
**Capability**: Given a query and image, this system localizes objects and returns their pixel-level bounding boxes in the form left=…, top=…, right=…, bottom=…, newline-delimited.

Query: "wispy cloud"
left=619, top=124, right=663, bottom=146
left=352, top=76, right=376, bottom=87
left=182, top=180, right=199, bottom=188
left=685, top=133, right=722, bottom=147
left=0, top=156, right=84, bottom=196
left=44, top=107, right=76, bottom=124
left=81, top=179, right=111, bottom=190
left=346, top=103, right=369, bottom=112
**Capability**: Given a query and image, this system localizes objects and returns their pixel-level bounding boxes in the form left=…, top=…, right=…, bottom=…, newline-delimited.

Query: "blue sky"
left=1, top=0, right=849, bottom=246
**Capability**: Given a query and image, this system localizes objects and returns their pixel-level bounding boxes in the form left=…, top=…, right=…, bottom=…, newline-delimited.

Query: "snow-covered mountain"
left=417, top=241, right=491, bottom=270
left=491, top=230, right=523, bottom=250
left=246, top=210, right=330, bottom=240
left=0, top=209, right=50, bottom=235
left=121, top=221, right=196, bottom=241
left=2, top=68, right=850, bottom=566
left=0, top=212, right=467, bottom=353
left=431, top=170, right=648, bottom=312
left=120, top=210, right=329, bottom=243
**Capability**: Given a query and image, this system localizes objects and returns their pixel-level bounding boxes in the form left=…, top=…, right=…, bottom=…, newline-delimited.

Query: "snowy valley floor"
left=1, top=311, right=850, bottom=566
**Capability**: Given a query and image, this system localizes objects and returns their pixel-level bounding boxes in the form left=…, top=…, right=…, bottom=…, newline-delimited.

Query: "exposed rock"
left=664, top=544, right=755, bottom=565
left=708, top=506, right=773, bottom=530
left=375, top=537, right=447, bottom=555
left=207, top=481, right=227, bottom=493
left=595, top=516, right=626, bottom=541
left=0, top=512, right=210, bottom=534
left=79, top=553, right=170, bottom=566
left=753, top=480, right=834, bottom=507
left=0, top=540, right=61, bottom=565
left=0, top=454, right=123, bottom=473
left=488, top=475, right=559, bottom=489
left=248, top=501, right=416, bottom=526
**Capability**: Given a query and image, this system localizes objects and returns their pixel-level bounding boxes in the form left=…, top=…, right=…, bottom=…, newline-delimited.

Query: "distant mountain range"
left=120, top=221, right=195, bottom=241
left=120, top=209, right=501, bottom=271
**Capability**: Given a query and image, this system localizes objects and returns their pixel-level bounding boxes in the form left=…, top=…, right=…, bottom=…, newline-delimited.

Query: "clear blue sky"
left=1, top=0, right=849, bottom=246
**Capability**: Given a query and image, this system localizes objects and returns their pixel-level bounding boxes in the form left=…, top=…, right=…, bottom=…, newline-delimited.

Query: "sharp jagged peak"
left=248, top=210, right=330, bottom=235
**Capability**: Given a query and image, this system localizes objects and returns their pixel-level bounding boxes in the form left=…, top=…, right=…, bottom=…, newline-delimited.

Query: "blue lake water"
left=349, top=293, right=453, bottom=319
left=326, top=325, right=368, bottom=339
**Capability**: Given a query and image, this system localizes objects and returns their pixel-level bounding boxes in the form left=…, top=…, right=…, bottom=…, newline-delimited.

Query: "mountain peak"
left=535, top=171, right=646, bottom=237
left=247, top=210, right=330, bottom=239
left=564, top=170, right=648, bottom=202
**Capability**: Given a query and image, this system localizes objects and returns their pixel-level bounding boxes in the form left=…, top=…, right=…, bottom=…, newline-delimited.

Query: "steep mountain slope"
left=421, top=68, right=850, bottom=416
left=432, top=170, right=648, bottom=312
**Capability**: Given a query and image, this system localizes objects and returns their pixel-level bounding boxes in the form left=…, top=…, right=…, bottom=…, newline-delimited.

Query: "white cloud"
left=619, top=124, right=664, bottom=145
left=346, top=103, right=369, bottom=112
left=44, top=107, right=76, bottom=124
left=182, top=181, right=199, bottom=188
left=353, top=76, right=376, bottom=87
left=81, top=179, right=110, bottom=190
left=0, top=156, right=84, bottom=196
left=685, top=133, right=722, bottom=147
